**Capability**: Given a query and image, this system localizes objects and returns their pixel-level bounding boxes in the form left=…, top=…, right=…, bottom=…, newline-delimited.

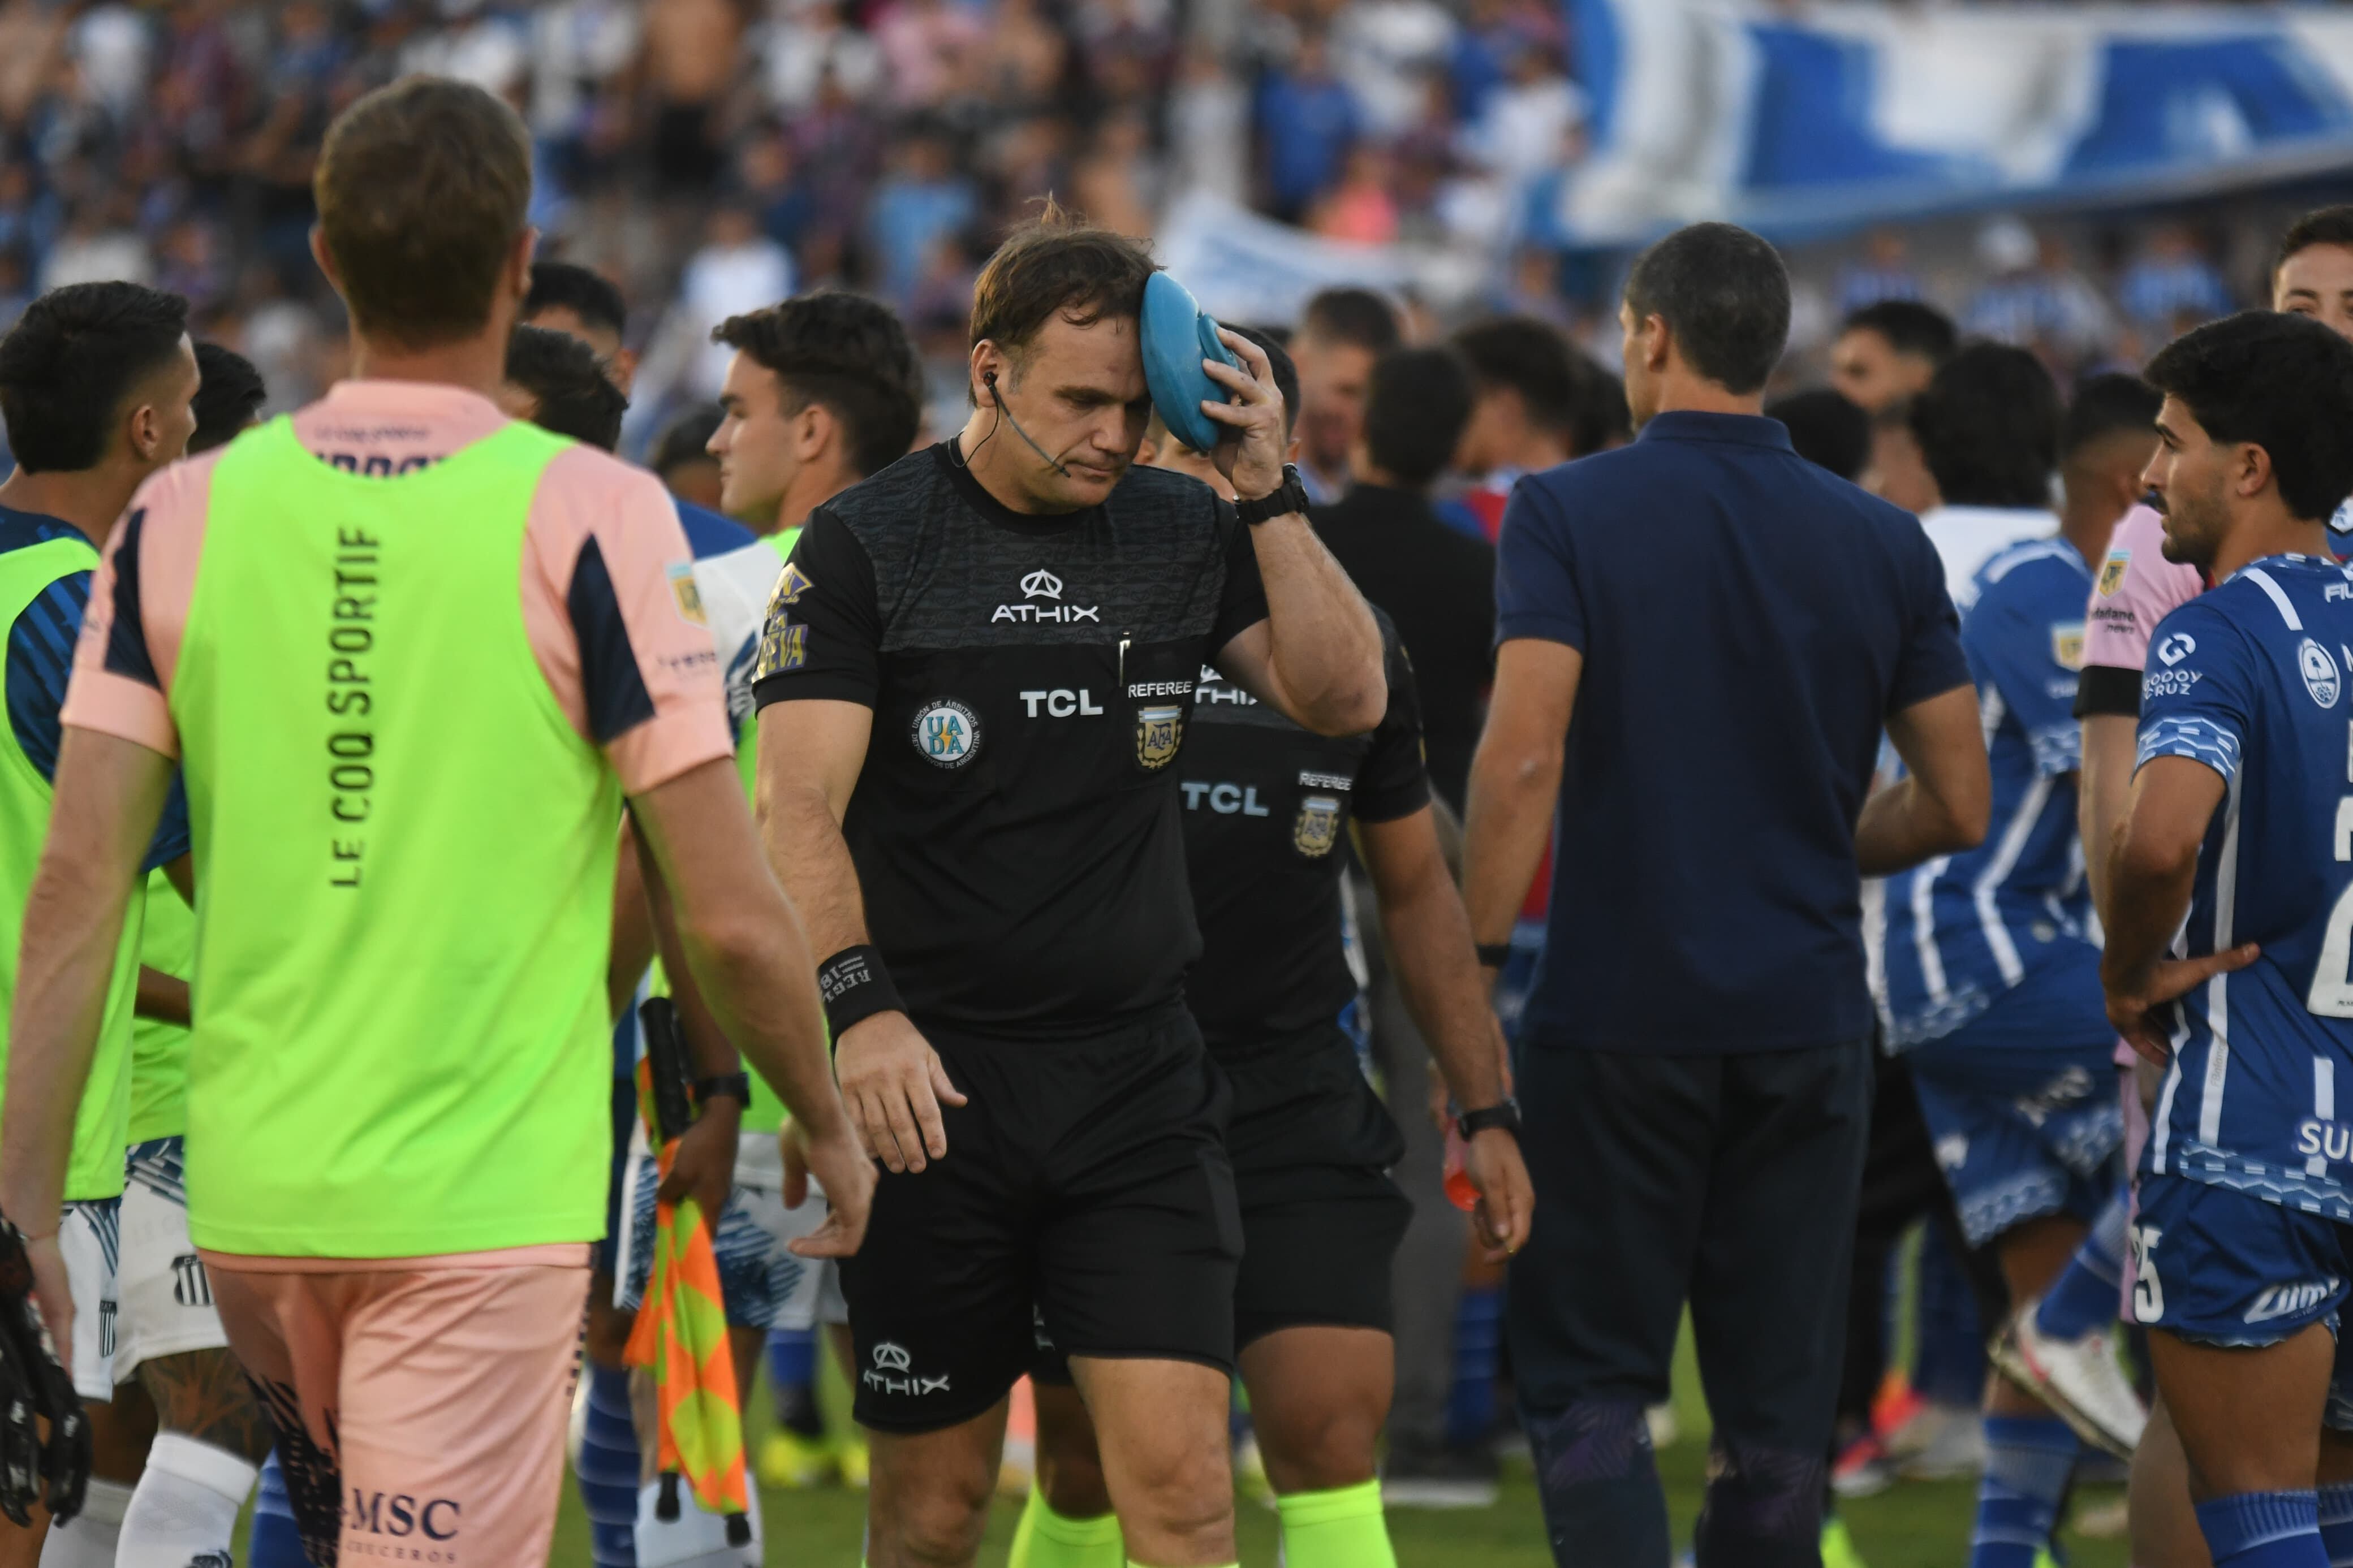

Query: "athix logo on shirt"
left=994, top=568, right=1099, bottom=624
left=864, top=1340, right=950, bottom=1397
left=2156, top=632, right=2198, bottom=666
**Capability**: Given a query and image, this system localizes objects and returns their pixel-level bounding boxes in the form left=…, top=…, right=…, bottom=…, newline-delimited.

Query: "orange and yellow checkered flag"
left=624, top=1055, right=752, bottom=1537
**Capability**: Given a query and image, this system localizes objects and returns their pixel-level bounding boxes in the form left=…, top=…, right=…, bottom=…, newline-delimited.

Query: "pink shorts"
left=205, top=1244, right=591, bottom=1566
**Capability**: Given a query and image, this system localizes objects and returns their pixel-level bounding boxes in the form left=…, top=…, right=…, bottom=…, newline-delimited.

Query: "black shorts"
left=839, top=1005, right=1242, bottom=1433
left=1037, top=1033, right=1411, bottom=1385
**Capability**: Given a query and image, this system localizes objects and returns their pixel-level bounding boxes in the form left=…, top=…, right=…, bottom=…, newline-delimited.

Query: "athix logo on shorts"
left=994, top=568, right=1099, bottom=624
left=864, top=1340, right=951, bottom=1398
left=911, top=699, right=980, bottom=768
left=2244, top=1279, right=2341, bottom=1324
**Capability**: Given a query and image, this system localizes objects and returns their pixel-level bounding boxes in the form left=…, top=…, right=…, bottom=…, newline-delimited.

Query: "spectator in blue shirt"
left=1460, top=221, right=1992, bottom=1568
left=2117, top=222, right=2235, bottom=333
left=867, top=127, right=979, bottom=307
left=1257, top=32, right=1361, bottom=223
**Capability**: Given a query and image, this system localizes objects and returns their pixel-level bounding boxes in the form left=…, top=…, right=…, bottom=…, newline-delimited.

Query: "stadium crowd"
left=0, top=0, right=2327, bottom=444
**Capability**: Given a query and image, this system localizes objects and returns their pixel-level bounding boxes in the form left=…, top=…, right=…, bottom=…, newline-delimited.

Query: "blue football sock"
left=2196, top=1490, right=2329, bottom=1566
left=247, top=1449, right=307, bottom=1568
left=1527, top=1400, right=1669, bottom=1567
left=2034, top=1191, right=2129, bottom=1341
left=1915, top=1226, right=1988, bottom=1406
left=766, top=1327, right=822, bottom=1433
left=576, top=1362, right=641, bottom=1568
left=2316, top=1482, right=2353, bottom=1567
left=1969, top=1415, right=2077, bottom=1568
left=1446, top=1286, right=1505, bottom=1450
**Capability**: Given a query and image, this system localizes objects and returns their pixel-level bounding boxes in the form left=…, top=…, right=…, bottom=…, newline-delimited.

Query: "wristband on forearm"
left=1475, top=941, right=1512, bottom=968
left=817, top=944, right=903, bottom=1039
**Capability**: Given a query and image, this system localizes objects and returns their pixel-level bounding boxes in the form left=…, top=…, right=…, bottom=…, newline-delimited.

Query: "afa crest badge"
left=2052, top=623, right=2085, bottom=672
left=667, top=561, right=707, bottom=626
left=2096, top=548, right=2130, bottom=598
left=1292, top=794, right=1342, bottom=858
left=1135, top=705, right=1185, bottom=770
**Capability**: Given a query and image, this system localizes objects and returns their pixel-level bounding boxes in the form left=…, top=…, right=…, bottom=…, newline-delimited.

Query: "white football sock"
left=117, top=1432, right=258, bottom=1568
left=36, top=1476, right=132, bottom=1567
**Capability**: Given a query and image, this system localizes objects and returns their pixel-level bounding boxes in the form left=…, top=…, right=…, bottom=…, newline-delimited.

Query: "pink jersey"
left=63, top=380, right=731, bottom=795
left=2082, top=504, right=2203, bottom=673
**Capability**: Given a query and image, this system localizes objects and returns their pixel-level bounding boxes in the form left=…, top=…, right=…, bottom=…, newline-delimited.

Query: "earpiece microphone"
left=984, top=370, right=1073, bottom=478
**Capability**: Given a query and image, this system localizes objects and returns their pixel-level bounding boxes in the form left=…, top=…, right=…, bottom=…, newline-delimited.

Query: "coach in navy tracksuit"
left=1460, top=221, right=1993, bottom=1568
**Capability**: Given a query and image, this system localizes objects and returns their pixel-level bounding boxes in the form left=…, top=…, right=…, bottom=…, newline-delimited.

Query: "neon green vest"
left=0, top=533, right=143, bottom=1200
left=127, top=867, right=191, bottom=1144
left=173, top=418, right=619, bottom=1256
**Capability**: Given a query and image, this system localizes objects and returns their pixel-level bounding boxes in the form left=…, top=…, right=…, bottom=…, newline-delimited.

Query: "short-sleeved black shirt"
left=751, top=443, right=1269, bottom=1041
left=1179, top=611, right=1429, bottom=1062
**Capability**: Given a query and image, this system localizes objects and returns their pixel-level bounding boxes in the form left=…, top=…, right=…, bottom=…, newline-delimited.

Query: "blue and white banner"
left=1154, top=192, right=1415, bottom=325
left=1562, top=0, right=2353, bottom=244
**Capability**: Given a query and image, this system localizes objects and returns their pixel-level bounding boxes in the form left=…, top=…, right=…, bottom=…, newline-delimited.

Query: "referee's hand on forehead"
left=835, top=1009, right=966, bottom=1174
left=1199, top=326, right=1290, bottom=502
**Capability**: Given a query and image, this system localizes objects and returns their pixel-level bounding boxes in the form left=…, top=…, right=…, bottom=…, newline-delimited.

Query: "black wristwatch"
left=1456, top=1099, right=1523, bottom=1142
left=695, top=1073, right=751, bottom=1109
left=1233, top=464, right=1310, bottom=526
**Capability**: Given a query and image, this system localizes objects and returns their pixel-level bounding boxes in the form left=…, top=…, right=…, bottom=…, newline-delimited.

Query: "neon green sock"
left=1274, top=1479, right=1395, bottom=1568
left=1010, top=1485, right=1124, bottom=1568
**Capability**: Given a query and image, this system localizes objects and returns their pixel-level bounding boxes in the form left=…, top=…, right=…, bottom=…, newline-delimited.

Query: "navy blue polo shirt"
left=1496, top=410, right=1968, bottom=1053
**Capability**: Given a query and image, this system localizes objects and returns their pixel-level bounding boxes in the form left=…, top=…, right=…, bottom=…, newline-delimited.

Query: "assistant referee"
left=751, top=208, right=1383, bottom=1568
left=1461, top=221, right=1993, bottom=1568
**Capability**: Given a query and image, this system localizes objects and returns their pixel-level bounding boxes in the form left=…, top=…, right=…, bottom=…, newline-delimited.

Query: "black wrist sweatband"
left=1475, top=942, right=1512, bottom=969
left=817, top=944, right=903, bottom=1039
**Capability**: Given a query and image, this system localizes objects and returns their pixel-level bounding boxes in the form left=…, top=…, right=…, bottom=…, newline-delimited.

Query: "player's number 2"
left=2311, top=727, right=2353, bottom=1017
left=2129, top=1224, right=2163, bottom=1323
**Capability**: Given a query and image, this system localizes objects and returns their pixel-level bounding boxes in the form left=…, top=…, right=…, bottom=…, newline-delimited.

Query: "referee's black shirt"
left=751, top=444, right=1268, bottom=1041
left=1179, top=611, right=1429, bottom=1062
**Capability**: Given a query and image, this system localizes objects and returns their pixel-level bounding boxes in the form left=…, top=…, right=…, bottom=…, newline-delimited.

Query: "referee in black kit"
left=749, top=205, right=1383, bottom=1568
left=1461, top=221, right=1993, bottom=1568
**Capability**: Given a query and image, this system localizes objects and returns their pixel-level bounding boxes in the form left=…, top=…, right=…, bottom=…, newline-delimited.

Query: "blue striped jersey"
left=1878, top=538, right=2095, bottom=1048
left=2139, top=552, right=2353, bottom=1216
left=0, top=505, right=188, bottom=866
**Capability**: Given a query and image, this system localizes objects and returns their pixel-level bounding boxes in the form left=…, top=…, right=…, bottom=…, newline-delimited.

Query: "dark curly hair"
left=189, top=341, right=266, bottom=455
left=2145, top=310, right=2353, bottom=523
left=0, top=282, right=189, bottom=472
left=506, top=325, right=627, bottom=452
left=1909, top=343, right=2061, bottom=510
left=714, top=291, right=925, bottom=480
